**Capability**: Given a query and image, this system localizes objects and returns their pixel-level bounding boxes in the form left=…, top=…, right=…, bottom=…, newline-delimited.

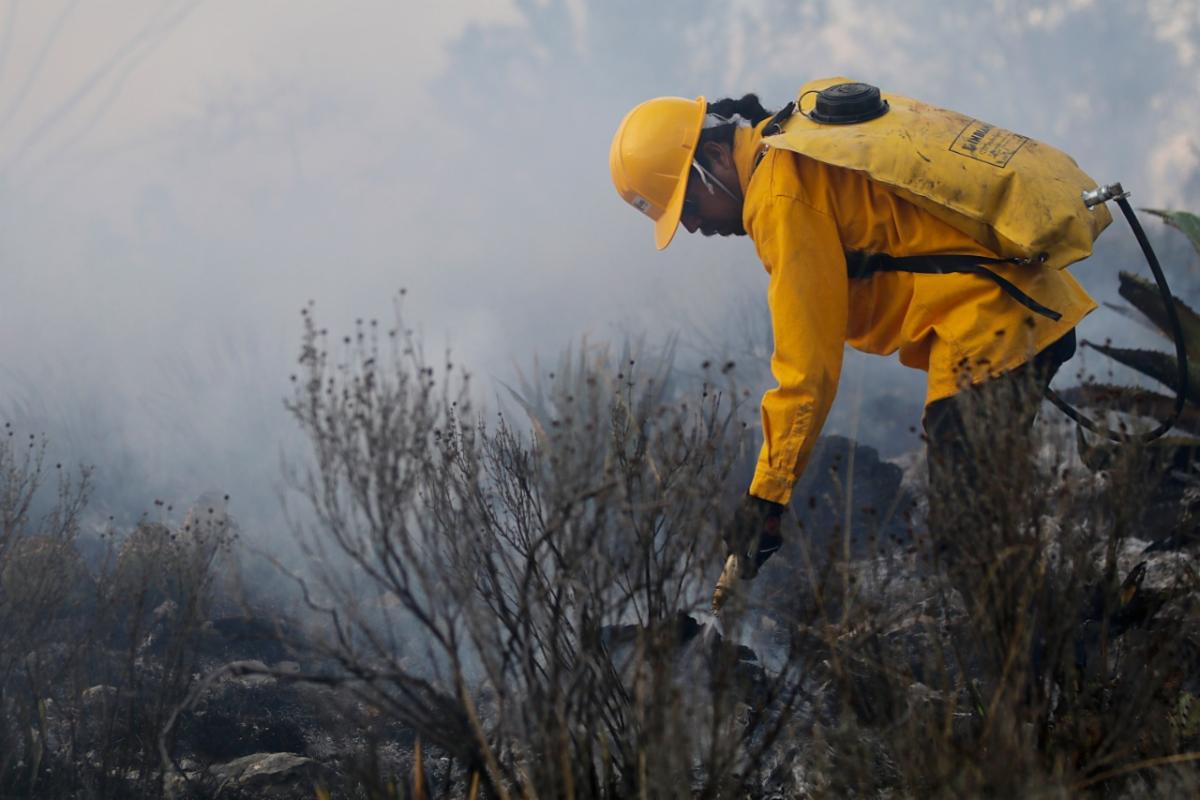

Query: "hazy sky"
left=1, top=0, right=1197, bottom=531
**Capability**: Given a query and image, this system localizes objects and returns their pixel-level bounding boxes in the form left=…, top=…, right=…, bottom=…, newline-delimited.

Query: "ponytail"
left=705, top=94, right=774, bottom=126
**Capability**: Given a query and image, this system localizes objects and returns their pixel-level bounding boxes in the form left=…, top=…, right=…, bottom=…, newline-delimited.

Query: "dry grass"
left=0, top=426, right=233, bottom=798
left=278, top=299, right=1200, bottom=798
left=4, top=293, right=1200, bottom=798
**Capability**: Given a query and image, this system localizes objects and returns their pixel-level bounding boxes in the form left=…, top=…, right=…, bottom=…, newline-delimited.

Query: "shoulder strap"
left=761, top=101, right=796, bottom=137
left=753, top=101, right=797, bottom=174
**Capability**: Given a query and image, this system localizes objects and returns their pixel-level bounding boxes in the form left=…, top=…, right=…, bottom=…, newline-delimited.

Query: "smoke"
left=0, top=0, right=1196, bottom=540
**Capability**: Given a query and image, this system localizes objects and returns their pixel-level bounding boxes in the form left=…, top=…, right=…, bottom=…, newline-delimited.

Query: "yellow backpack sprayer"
left=764, top=77, right=1188, bottom=442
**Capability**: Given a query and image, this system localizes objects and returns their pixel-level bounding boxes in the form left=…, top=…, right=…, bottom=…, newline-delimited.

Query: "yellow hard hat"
left=609, top=96, right=707, bottom=250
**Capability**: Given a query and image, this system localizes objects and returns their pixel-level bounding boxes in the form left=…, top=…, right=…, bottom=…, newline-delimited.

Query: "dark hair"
left=706, top=94, right=774, bottom=124
left=697, top=94, right=775, bottom=168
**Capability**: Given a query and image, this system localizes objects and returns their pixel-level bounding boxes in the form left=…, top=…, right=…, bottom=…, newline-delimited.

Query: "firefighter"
left=609, top=92, right=1094, bottom=579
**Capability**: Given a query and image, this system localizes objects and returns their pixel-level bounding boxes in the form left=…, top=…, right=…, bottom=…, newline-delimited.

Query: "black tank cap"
left=808, top=82, right=889, bottom=124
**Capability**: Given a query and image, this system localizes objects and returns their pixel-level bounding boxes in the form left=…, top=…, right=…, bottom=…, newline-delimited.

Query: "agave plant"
left=1061, top=209, right=1200, bottom=440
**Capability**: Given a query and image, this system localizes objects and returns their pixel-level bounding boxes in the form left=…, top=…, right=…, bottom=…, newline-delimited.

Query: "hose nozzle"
left=712, top=553, right=742, bottom=613
left=1082, top=182, right=1129, bottom=209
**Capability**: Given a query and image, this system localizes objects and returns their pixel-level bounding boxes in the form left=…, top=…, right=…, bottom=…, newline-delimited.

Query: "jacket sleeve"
left=748, top=195, right=849, bottom=505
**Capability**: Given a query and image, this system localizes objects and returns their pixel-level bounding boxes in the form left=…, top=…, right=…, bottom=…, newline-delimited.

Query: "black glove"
left=724, top=495, right=786, bottom=579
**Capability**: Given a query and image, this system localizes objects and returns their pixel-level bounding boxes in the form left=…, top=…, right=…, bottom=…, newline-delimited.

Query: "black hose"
left=1044, top=196, right=1189, bottom=442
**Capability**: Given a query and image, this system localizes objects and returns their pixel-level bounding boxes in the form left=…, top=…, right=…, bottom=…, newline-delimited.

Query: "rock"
left=176, top=662, right=311, bottom=762
left=788, top=435, right=915, bottom=558
left=81, top=684, right=120, bottom=707
left=223, top=658, right=276, bottom=689
left=208, top=752, right=326, bottom=796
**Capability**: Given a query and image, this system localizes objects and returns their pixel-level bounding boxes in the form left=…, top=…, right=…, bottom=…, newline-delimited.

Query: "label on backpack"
left=949, top=120, right=1029, bottom=168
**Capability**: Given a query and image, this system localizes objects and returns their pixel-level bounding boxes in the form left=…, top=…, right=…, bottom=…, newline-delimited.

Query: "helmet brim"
left=653, top=96, right=706, bottom=251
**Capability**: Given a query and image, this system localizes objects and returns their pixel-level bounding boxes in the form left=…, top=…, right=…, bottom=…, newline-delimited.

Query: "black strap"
left=753, top=102, right=797, bottom=174
left=761, top=101, right=796, bottom=137
left=845, top=251, right=1063, bottom=322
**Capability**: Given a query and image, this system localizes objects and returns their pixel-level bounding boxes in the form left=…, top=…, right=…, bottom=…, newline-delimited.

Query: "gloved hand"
left=723, top=495, right=786, bottom=579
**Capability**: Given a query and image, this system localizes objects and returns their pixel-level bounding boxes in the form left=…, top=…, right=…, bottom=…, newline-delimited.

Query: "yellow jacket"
left=731, top=123, right=1098, bottom=505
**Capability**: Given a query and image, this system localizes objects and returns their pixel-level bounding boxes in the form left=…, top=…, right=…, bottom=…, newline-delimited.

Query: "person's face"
left=680, top=141, right=745, bottom=238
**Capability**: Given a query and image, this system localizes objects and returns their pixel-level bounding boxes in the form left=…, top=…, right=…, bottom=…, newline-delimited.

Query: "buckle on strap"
left=762, top=101, right=796, bottom=138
